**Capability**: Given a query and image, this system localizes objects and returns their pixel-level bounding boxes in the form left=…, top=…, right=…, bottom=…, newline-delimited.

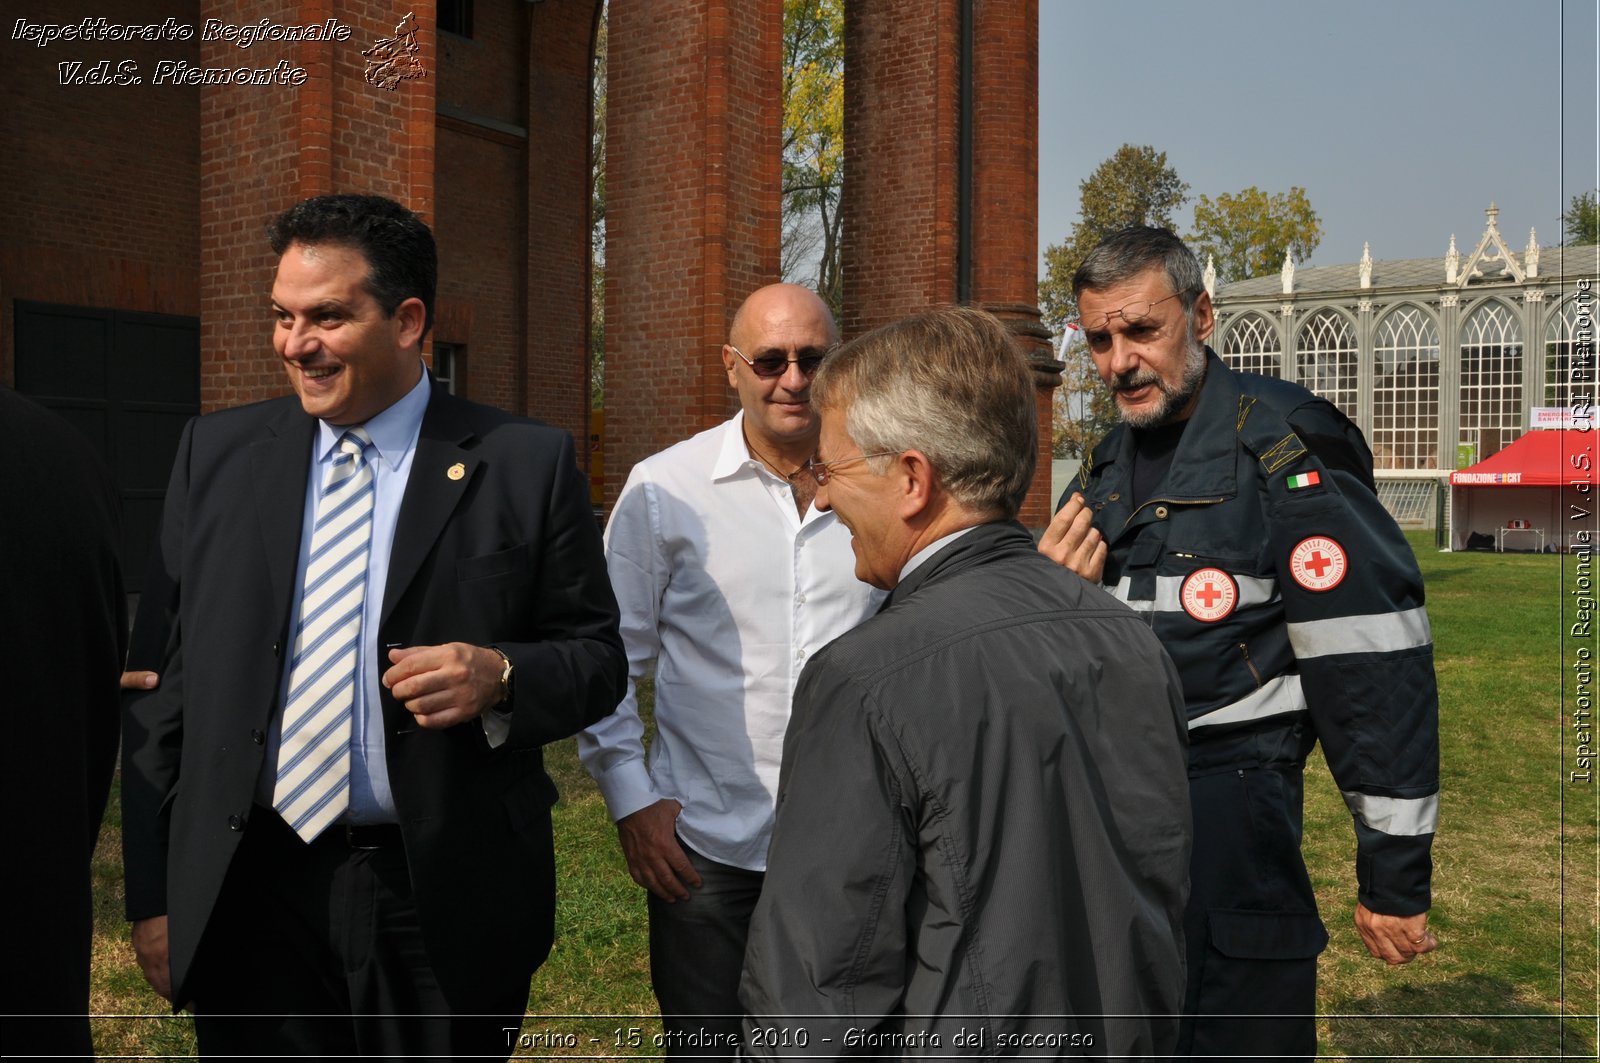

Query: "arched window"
left=1372, top=306, right=1440, bottom=470
left=1459, top=300, right=1523, bottom=458
left=1220, top=313, right=1281, bottom=377
left=1295, top=309, right=1357, bottom=415
left=1545, top=298, right=1591, bottom=410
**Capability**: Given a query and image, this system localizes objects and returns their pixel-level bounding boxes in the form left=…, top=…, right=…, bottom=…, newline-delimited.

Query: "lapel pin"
left=447, top=462, right=466, bottom=481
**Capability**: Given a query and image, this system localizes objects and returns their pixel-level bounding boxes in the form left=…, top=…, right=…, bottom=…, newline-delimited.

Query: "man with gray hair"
left=740, top=306, right=1192, bottom=1056
left=1041, top=226, right=1439, bottom=1060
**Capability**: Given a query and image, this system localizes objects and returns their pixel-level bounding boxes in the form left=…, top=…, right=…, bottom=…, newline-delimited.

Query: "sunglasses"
left=728, top=343, right=834, bottom=379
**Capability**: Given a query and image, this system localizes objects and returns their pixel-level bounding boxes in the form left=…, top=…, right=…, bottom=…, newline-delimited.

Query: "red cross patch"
left=1288, top=536, right=1347, bottom=592
left=1180, top=567, right=1238, bottom=622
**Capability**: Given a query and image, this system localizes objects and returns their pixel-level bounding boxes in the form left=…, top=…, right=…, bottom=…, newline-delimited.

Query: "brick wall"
left=523, top=0, right=600, bottom=448
left=8, top=0, right=1048, bottom=515
left=603, top=0, right=782, bottom=503
left=1, top=0, right=202, bottom=383
left=198, top=0, right=435, bottom=412
left=434, top=2, right=529, bottom=418
left=841, top=0, right=960, bottom=336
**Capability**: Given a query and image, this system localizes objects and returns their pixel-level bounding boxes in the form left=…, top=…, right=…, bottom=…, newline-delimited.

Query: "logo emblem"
left=1289, top=536, right=1347, bottom=592
left=1180, top=567, right=1238, bottom=622
left=447, top=462, right=466, bottom=481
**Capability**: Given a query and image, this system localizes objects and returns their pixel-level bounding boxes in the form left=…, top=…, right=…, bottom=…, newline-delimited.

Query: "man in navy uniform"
left=1041, top=226, right=1439, bottom=1060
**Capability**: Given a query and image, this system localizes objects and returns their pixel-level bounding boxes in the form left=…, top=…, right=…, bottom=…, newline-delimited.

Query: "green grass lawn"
left=1306, top=533, right=1594, bottom=1058
left=87, top=537, right=1595, bottom=1059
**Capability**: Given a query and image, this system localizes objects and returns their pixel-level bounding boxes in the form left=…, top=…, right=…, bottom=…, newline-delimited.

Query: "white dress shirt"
left=578, top=413, right=883, bottom=871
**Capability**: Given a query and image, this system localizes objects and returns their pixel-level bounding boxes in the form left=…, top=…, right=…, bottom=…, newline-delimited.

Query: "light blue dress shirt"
left=257, top=367, right=431, bottom=823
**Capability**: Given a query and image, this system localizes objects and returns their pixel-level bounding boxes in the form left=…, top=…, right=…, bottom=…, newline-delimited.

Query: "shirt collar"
left=711, top=410, right=761, bottom=483
left=898, top=525, right=980, bottom=584
left=314, top=362, right=431, bottom=471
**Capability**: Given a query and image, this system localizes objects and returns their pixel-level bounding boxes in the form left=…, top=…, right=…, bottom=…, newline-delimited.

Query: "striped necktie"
left=273, top=427, right=376, bottom=842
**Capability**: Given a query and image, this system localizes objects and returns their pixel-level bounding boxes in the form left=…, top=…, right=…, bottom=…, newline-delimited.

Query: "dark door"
left=13, top=301, right=199, bottom=591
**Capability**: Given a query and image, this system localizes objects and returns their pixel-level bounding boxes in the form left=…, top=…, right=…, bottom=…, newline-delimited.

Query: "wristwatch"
left=488, top=646, right=514, bottom=705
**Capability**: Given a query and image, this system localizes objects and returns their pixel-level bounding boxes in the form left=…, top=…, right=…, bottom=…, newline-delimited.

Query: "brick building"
left=3, top=0, right=1053, bottom=588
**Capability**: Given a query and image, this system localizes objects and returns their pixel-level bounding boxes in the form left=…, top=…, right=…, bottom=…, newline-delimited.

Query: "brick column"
left=844, top=0, right=1055, bottom=525
left=603, top=0, right=782, bottom=502
left=199, top=0, right=436, bottom=412
left=525, top=0, right=602, bottom=447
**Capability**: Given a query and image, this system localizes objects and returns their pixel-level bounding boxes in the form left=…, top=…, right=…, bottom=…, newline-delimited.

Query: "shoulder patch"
left=1288, top=536, right=1347, bottom=592
left=1259, top=433, right=1309, bottom=475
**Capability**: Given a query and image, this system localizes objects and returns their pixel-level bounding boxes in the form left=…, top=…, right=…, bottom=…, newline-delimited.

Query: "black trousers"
left=1179, top=745, right=1329, bottom=1063
left=646, top=842, right=764, bottom=1061
left=189, top=807, right=526, bottom=1061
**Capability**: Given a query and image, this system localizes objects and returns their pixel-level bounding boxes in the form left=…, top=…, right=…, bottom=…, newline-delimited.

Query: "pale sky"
left=1037, top=0, right=1599, bottom=277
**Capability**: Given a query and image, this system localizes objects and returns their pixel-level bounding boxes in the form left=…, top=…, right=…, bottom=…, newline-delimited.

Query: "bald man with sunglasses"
left=579, top=284, right=883, bottom=1057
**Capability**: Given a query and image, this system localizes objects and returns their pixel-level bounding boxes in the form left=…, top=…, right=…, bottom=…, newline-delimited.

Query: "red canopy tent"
left=1449, top=429, right=1599, bottom=550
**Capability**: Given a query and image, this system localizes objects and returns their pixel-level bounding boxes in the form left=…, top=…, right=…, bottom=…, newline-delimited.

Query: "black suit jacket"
left=0, top=386, right=125, bottom=1057
left=121, top=385, right=625, bottom=1008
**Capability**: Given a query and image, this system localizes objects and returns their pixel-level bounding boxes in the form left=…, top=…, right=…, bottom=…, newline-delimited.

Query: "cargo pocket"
left=1206, top=908, right=1327, bottom=961
left=1186, top=909, right=1326, bottom=1059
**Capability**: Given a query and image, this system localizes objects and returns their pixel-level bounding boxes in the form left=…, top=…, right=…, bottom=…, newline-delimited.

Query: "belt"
left=254, top=806, right=403, bottom=850
left=335, top=823, right=404, bottom=850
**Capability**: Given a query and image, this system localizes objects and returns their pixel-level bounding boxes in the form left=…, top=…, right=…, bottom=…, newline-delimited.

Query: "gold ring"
left=1410, top=935, right=1426, bottom=944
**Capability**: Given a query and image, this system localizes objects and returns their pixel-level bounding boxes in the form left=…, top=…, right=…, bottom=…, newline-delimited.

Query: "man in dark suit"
left=121, top=194, right=626, bottom=1057
left=0, top=387, right=125, bottom=1060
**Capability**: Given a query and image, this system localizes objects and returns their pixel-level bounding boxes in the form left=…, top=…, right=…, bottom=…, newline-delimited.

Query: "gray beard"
left=1113, top=337, right=1207, bottom=429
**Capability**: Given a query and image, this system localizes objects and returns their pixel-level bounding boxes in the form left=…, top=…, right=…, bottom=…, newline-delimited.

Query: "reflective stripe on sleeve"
left=1108, top=572, right=1279, bottom=613
left=1287, top=607, right=1432, bottom=660
left=1188, top=673, right=1305, bottom=732
left=1341, top=790, right=1440, bottom=836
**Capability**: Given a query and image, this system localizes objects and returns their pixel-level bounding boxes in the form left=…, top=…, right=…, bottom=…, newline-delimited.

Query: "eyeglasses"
left=794, top=450, right=900, bottom=487
left=1077, top=290, right=1193, bottom=334
left=728, top=343, right=833, bottom=379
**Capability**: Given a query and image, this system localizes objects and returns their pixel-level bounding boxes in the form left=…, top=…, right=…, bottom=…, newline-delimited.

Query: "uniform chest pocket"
left=1161, top=526, right=1268, bottom=575
left=1162, top=547, right=1264, bottom=576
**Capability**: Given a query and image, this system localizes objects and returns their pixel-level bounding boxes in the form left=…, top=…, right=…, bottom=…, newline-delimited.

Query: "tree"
left=1038, top=144, right=1188, bottom=332
left=1189, top=186, right=1322, bottom=284
left=781, top=0, right=844, bottom=318
left=1563, top=191, right=1599, bottom=245
left=1051, top=336, right=1113, bottom=460
left=1037, top=144, right=1188, bottom=457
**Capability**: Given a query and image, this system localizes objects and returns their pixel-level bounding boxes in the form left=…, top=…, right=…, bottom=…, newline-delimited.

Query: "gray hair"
left=811, top=306, right=1037, bottom=519
left=1072, top=226, right=1204, bottom=315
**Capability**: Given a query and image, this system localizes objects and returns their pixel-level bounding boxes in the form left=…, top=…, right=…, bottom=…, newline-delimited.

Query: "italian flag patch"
left=1286, top=470, right=1321, bottom=491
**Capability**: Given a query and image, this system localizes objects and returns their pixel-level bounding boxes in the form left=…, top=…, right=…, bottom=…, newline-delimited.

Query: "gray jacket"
left=740, top=521, right=1191, bottom=1058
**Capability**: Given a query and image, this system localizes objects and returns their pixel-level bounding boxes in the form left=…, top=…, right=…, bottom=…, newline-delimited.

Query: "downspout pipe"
left=956, top=0, right=973, bottom=305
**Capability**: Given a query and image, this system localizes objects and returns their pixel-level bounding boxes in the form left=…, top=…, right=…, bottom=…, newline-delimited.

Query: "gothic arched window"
left=1295, top=309, right=1358, bottom=416
left=1545, top=298, right=1591, bottom=411
left=1372, top=305, right=1440, bottom=470
left=1459, top=300, right=1524, bottom=458
left=1220, top=313, right=1281, bottom=377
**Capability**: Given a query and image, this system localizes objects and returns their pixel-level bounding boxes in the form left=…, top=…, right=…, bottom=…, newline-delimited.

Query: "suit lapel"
left=250, top=404, right=317, bottom=613
left=382, top=390, right=479, bottom=627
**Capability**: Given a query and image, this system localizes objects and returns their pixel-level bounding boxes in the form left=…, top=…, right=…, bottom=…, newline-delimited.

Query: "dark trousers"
left=647, top=843, right=764, bottom=1061
left=190, top=808, right=525, bottom=1061
left=1179, top=757, right=1328, bottom=1063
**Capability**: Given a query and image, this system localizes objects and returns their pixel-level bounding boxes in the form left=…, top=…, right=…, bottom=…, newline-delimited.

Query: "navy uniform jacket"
left=1071, top=351, right=1438, bottom=915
